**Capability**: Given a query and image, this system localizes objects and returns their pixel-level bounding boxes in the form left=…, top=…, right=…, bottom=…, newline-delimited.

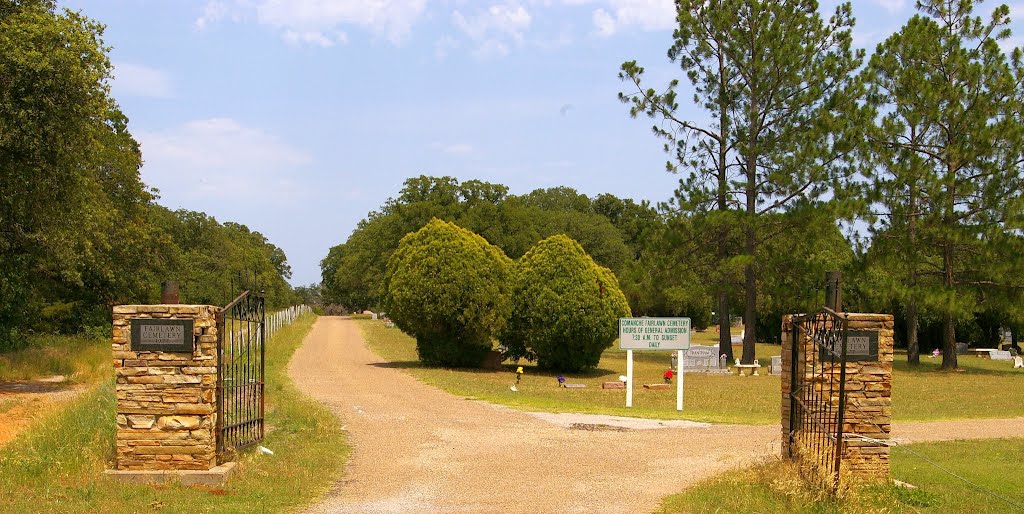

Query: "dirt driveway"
left=289, top=317, right=1024, bottom=513
left=290, top=317, right=777, bottom=513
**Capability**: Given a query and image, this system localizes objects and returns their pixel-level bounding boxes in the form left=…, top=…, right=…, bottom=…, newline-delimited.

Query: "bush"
left=385, top=219, right=512, bottom=367
left=503, top=234, right=631, bottom=371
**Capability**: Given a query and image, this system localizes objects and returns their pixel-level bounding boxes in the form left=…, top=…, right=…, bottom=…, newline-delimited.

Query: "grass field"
left=0, top=334, right=110, bottom=383
left=359, top=321, right=1024, bottom=424
left=0, top=314, right=348, bottom=513
left=658, top=438, right=1024, bottom=513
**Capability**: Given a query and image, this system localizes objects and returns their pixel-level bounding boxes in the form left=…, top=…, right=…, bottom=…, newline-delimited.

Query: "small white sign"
left=619, top=318, right=691, bottom=350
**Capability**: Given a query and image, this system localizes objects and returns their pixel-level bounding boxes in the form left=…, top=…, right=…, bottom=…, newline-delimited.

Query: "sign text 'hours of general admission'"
left=619, top=318, right=691, bottom=350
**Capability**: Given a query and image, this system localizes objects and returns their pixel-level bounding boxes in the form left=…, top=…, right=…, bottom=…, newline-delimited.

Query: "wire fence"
left=842, top=401, right=1024, bottom=511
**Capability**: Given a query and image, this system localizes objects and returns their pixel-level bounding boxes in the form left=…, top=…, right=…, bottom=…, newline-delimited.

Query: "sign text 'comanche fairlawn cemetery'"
left=619, top=317, right=691, bottom=350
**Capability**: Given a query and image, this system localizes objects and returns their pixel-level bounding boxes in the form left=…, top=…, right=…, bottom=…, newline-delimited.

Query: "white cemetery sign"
left=618, top=318, right=691, bottom=412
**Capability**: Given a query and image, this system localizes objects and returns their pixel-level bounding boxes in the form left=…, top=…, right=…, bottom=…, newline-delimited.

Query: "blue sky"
left=58, top=0, right=1024, bottom=285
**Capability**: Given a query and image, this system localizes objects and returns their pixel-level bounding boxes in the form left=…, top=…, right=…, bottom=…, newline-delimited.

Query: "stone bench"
left=733, top=364, right=761, bottom=376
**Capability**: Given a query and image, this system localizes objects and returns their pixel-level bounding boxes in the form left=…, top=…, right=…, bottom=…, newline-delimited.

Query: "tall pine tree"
left=619, top=0, right=865, bottom=363
left=863, top=0, right=1024, bottom=369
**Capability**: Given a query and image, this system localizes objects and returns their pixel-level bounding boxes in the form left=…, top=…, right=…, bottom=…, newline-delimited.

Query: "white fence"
left=266, top=304, right=313, bottom=341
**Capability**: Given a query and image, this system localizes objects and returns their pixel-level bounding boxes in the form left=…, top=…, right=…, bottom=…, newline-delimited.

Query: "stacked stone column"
left=111, top=305, right=219, bottom=471
left=781, top=313, right=893, bottom=484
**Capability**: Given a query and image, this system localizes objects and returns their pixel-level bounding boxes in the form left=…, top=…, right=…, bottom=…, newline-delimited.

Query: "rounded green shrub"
left=503, top=234, right=631, bottom=372
left=385, top=218, right=512, bottom=367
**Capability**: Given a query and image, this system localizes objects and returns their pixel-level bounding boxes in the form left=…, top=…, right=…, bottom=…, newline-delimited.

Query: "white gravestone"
left=1014, top=356, right=1023, bottom=369
left=683, top=345, right=718, bottom=371
left=990, top=350, right=1013, bottom=361
left=770, top=355, right=782, bottom=375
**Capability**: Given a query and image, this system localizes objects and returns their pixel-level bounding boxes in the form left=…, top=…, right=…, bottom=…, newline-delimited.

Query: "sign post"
left=626, top=349, right=633, bottom=408
left=619, top=317, right=691, bottom=411
left=677, top=350, right=684, bottom=411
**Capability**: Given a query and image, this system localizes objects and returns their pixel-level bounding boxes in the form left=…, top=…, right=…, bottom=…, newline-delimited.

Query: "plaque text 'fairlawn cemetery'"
left=130, top=319, right=194, bottom=353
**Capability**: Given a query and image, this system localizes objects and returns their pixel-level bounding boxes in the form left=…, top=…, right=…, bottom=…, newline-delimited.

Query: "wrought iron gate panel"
left=788, top=307, right=849, bottom=488
left=217, top=290, right=265, bottom=462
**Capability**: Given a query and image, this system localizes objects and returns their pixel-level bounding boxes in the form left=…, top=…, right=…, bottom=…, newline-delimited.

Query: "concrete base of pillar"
left=104, top=461, right=237, bottom=487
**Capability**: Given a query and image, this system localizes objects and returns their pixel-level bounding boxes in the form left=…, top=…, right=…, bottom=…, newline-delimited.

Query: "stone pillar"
left=111, top=305, right=219, bottom=471
left=781, top=313, right=893, bottom=484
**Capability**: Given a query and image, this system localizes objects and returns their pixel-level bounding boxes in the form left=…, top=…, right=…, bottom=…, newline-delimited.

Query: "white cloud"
left=138, top=118, right=312, bottom=204
left=196, top=0, right=427, bottom=45
left=593, top=8, right=615, bottom=37
left=111, top=62, right=173, bottom=99
left=282, top=29, right=347, bottom=47
left=590, top=0, right=674, bottom=34
left=873, top=0, right=906, bottom=14
left=453, top=2, right=532, bottom=58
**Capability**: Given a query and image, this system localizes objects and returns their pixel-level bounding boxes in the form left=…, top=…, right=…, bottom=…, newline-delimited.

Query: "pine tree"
left=862, top=0, right=1024, bottom=369
left=619, top=0, right=866, bottom=363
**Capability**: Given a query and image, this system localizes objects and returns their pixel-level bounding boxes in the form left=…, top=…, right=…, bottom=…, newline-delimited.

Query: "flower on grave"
left=516, top=366, right=524, bottom=375
left=557, top=375, right=565, bottom=384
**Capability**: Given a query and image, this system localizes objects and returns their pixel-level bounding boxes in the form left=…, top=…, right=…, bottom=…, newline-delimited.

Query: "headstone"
left=683, top=345, right=718, bottom=371
left=730, top=330, right=745, bottom=345
left=770, top=355, right=782, bottom=375
left=1014, top=356, right=1023, bottom=369
left=990, top=350, right=1013, bottom=361
left=956, top=342, right=968, bottom=355
left=563, top=383, right=586, bottom=389
left=670, top=352, right=678, bottom=370
left=643, top=383, right=671, bottom=390
left=719, top=354, right=727, bottom=369
left=480, top=350, right=503, bottom=370
left=602, top=381, right=625, bottom=389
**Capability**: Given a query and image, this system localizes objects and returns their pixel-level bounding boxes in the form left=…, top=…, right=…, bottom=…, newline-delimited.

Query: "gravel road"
left=289, top=316, right=1024, bottom=513
left=289, top=317, right=778, bottom=514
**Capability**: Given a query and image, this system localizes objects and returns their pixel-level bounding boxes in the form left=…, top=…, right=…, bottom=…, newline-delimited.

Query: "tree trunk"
left=907, top=299, right=920, bottom=365
left=907, top=160, right=920, bottom=366
left=940, top=239, right=958, bottom=370
left=715, top=49, right=733, bottom=363
left=718, top=291, right=732, bottom=361
left=1012, top=326, right=1021, bottom=354
left=742, top=153, right=757, bottom=365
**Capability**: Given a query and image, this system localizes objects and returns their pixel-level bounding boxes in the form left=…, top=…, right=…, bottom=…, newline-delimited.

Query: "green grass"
left=893, top=354, right=1024, bottom=421
left=657, top=438, right=1024, bottom=513
left=359, top=321, right=1024, bottom=424
left=0, top=333, right=110, bottom=383
left=0, top=314, right=348, bottom=513
left=361, top=321, right=780, bottom=424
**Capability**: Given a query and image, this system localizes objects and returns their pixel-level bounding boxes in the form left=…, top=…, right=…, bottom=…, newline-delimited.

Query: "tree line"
left=617, top=0, right=1024, bottom=369
left=0, top=1, right=297, bottom=350
left=324, top=1, right=1024, bottom=371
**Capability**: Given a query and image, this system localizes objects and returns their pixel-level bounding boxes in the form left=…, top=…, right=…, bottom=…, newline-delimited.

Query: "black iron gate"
left=217, top=290, right=265, bottom=462
left=787, top=307, right=850, bottom=488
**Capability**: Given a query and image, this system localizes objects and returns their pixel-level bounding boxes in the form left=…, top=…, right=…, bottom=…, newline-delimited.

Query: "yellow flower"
left=516, top=366, right=524, bottom=374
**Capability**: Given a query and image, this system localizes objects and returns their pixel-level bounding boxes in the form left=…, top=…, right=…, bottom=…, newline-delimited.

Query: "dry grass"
left=0, top=334, right=109, bottom=383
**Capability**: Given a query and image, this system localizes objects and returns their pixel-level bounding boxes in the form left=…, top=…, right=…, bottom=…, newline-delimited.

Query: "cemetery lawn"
left=360, top=321, right=1024, bottom=424
left=657, top=437, right=1024, bottom=513
left=0, top=313, right=349, bottom=514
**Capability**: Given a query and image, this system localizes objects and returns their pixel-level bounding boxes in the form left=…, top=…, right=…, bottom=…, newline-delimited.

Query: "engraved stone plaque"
left=820, top=330, right=879, bottom=361
left=130, top=319, right=194, bottom=353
